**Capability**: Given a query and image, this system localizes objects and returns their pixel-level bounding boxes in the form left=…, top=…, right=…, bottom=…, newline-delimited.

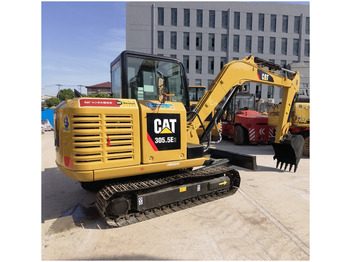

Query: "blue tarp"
left=41, top=109, right=54, bottom=127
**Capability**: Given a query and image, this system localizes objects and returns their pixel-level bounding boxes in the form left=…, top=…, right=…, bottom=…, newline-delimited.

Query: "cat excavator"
left=54, top=51, right=303, bottom=227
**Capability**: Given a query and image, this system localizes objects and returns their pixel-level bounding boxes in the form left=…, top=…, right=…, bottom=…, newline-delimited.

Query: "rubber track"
left=95, top=165, right=240, bottom=227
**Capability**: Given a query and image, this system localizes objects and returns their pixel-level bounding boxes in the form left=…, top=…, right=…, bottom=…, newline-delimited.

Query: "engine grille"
left=72, top=114, right=135, bottom=165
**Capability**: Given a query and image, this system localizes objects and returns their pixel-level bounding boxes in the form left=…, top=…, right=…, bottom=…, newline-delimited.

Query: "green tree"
left=45, top=97, right=61, bottom=108
left=57, top=89, right=76, bottom=101
left=88, top=93, right=111, bottom=98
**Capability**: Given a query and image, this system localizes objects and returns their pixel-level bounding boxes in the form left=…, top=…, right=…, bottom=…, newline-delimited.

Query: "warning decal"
left=79, top=98, right=137, bottom=108
left=146, top=113, right=181, bottom=151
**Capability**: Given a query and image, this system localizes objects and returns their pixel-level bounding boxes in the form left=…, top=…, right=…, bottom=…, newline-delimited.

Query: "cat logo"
left=257, top=69, right=274, bottom=82
left=154, top=118, right=177, bottom=134
left=147, top=113, right=181, bottom=151
left=261, top=73, right=269, bottom=81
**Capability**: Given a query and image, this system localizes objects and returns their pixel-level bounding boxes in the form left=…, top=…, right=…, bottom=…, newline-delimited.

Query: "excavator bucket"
left=272, top=135, right=305, bottom=172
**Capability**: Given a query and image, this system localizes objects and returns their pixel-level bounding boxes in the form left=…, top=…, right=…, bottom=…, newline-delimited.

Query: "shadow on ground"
left=42, top=167, right=109, bottom=231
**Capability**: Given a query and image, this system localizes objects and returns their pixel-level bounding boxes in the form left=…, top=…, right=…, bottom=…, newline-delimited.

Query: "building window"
left=208, top=79, right=214, bottom=88
left=270, top=14, right=277, bottom=32
left=246, top=12, right=252, bottom=30
left=294, top=16, right=300, bottom=34
left=234, top=12, right=240, bottom=30
left=282, top=15, right=288, bottom=33
left=281, top=38, right=287, bottom=55
left=208, top=56, right=214, bottom=74
left=209, top=33, right=215, bottom=51
left=258, top=36, right=264, bottom=54
left=268, top=85, right=274, bottom=99
left=183, top=55, right=189, bottom=73
left=281, top=60, right=287, bottom=67
left=171, top=8, right=177, bottom=26
left=293, top=38, right=300, bottom=56
left=158, top=7, right=164, bottom=26
left=243, top=84, right=250, bottom=93
left=256, top=84, right=262, bottom=99
left=195, top=79, right=202, bottom=86
left=220, top=57, right=227, bottom=69
left=221, top=34, right=227, bottom=52
left=304, top=39, right=310, bottom=57
left=209, top=10, right=215, bottom=28
left=196, top=33, right=202, bottom=51
left=233, top=35, right=240, bottom=52
left=157, top=31, right=164, bottom=49
left=245, top=35, right=252, bottom=53
left=183, top=32, right=190, bottom=50
left=269, top=37, right=276, bottom=54
left=170, top=54, right=176, bottom=59
left=305, top=17, right=310, bottom=34
left=171, top=32, right=177, bottom=49
left=222, top=11, right=228, bottom=29
left=197, top=9, right=203, bottom=27
left=184, top=9, right=190, bottom=27
left=196, top=56, right=202, bottom=74
left=258, top=13, right=264, bottom=31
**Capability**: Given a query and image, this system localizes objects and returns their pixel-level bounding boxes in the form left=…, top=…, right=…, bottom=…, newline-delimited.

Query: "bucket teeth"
left=271, top=135, right=305, bottom=173
left=289, top=164, right=293, bottom=172
left=275, top=161, right=297, bottom=172
left=276, top=161, right=280, bottom=168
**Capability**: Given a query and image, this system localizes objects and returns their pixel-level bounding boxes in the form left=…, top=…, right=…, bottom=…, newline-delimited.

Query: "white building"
left=126, top=1, right=310, bottom=103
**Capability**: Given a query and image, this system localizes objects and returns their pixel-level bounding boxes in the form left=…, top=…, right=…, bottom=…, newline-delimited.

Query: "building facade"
left=126, top=2, right=310, bottom=103
left=85, top=81, right=111, bottom=95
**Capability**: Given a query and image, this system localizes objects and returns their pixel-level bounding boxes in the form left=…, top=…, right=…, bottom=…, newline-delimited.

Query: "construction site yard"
left=41, top=131, right=309, bottom=260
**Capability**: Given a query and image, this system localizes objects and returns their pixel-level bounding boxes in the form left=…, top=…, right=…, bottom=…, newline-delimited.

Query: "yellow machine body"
left=268, top=102, right=310, bottom=129
left=55, top=97, right=207, bottom=182
left=56, top=55, right=303, bottom=183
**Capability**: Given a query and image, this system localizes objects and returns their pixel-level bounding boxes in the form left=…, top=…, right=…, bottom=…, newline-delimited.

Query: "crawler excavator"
left=54, top=51, right=303, bottom=227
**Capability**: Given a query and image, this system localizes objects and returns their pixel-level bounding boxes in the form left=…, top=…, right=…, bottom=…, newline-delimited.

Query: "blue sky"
left=42, top=1, right=126, bottom=95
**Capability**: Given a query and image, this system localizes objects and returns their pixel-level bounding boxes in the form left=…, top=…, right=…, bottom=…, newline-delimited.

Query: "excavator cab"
left=110, top=50, right=190, bottom=110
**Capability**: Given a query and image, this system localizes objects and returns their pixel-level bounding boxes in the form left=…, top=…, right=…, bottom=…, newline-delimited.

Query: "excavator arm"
left=187, top=56, right=304, bottom=171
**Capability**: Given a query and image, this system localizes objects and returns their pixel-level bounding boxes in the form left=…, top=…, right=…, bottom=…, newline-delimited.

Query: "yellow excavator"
left=268, top=99, right=310, bottom=156
left=54, top=51, right=303, bottom=227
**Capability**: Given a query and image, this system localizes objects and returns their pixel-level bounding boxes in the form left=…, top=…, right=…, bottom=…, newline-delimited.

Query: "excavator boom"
left=187, top=56, right=303, bottom=171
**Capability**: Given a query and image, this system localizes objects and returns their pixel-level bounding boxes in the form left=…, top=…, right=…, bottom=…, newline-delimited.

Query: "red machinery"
left=221, top=92, right=274, bottom=144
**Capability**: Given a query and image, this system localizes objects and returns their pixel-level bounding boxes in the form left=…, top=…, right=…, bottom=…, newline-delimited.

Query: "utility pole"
left=78, top=85, right=84, bottom=94
left=56, top=84, right=62, bottom=93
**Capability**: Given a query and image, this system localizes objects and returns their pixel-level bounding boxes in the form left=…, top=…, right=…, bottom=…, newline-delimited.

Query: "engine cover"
left=138, top=101, right=187, bottom=164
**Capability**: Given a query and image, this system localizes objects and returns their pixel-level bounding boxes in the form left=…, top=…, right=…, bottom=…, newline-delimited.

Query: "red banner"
left=79, top=98, right=122, bottom=107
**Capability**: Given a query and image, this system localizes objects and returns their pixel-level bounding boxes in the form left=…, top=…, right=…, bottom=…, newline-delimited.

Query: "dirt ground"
left=41, top=131, right=309, bottom=260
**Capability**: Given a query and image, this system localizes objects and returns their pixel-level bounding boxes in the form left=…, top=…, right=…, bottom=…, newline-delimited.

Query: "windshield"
left=126, top=56, right=186, bottom=105
left=234, top=95, right=255, bottom=111
left=198, top=88, right=205, bottom=100
left=189, top=87, right=205, bottom=102
left=189, top=88, right=196, bottom=101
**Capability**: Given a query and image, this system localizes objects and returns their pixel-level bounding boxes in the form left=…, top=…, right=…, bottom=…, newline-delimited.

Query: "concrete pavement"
left=41, top=131, right=309, bottom=260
